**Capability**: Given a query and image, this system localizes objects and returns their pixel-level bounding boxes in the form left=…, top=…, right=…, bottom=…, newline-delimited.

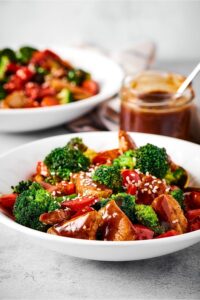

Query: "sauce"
left=120, top=71, right=195, bottom=140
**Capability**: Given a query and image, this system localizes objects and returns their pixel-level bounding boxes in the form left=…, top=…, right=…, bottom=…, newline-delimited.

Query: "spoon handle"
left=177, top=62, right=200, bottom=95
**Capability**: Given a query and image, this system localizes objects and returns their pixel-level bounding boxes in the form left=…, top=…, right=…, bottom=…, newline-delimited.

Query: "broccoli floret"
left=111, top=193, right=136, bottom=222
left=113, top=150, right=136, bottom=169
left=135, top=204, right=163, bottom=234
left=17, top=46, right=37, bottom=64
left=44, top=146, right=90, bottom=180
left=58, top=88, right=73, bottom=104
left=67, top=68, right=90, bottom=85
left=165, top=167, right=187, bottom=188
left=66, top=137, right=88, bottom=152
left=135, top=143, right=169, bottom=178
left=0, top=56, right=10, bottom=80
left=0, top=48, right=16, bottom=62
left=170, top=188, right=184, bottom=209
left=92, top=165, right=122, bottom=192
left=12, top=180, right=43, bottom=194
left=13, top=188, right=60, bottom=231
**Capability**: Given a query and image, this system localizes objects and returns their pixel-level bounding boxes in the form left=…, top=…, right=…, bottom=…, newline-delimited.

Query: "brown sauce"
left=120, top=72, right=195, bottom=140
left=120, top=101, right=193, bottom=139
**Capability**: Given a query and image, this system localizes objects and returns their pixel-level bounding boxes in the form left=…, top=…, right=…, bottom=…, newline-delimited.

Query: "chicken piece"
left=98, top=200, right=136, bottom=241
left=152, top=194, right=188, bottom=234
left=47, top=211, right=102, bottom=240
left=4, top=91, right=27, bottom=108
left=137, top=174, right=167, bottom=205
left=39, top=208, right=71, bottom=225
left=92, top=149, right=120, bottom=165
left=119, top=130, right=137, bottom=153
left=74, top=171, right=112, bottom=198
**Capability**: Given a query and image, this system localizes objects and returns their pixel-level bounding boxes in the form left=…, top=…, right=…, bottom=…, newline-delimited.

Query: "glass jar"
left=120, top=71, right=195, bottom=140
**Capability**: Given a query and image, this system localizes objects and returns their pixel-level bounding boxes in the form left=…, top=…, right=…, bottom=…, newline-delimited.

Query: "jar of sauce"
left=120, top=71, right=195, bottom=140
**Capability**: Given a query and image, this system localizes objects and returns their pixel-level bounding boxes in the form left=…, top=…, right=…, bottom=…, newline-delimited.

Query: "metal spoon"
left=175, top=62, right=200, bottom=97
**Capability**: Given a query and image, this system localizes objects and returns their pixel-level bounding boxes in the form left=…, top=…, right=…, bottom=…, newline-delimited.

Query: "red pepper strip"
left=6, top=63, right=20, bottom=73
left=0, top=194, right=17, bottom=209
left=156, top=230, right=178, bottom=239
left=127, top=185, right=137, bottom=195
left=61, top=196, right=98, bottom=212
left=72, top=206, right=94, bottom=218
left=0, top=204, right=15, bottom=220
left=186, top=209, right=200, bottom=221
left=121, top=169, right=140, bottom=188
left=82, top=80, right=99, bottom=95
left=132, top=224, right=154, bottom=240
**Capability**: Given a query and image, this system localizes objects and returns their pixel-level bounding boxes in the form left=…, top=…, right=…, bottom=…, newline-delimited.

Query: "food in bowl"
left=0, top=130, right=199, bottom=241
left=0, top=46, right=99, bottom=108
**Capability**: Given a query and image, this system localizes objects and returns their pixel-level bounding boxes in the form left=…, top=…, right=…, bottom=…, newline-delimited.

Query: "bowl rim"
left=0, top=131, right=200, bottom=246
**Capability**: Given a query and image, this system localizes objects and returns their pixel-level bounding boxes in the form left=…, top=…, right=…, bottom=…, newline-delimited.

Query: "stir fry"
left=0, top=131, right=200, bottom=241
left=0, top=46, right=99, bottom=108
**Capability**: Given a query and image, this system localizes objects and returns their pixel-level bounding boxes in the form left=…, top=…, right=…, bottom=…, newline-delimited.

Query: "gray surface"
left=0, top=225, right=199, bottom=300
left=0, top=61, right=200, bottom=300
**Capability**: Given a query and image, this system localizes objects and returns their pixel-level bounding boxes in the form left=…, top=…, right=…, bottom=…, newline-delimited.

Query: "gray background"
left=0, top=0, right=200, bottom=60
left=0, top=1, right=200, bottom=299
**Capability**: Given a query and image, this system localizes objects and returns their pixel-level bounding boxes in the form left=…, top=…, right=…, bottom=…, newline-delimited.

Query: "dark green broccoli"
left=111, top=193, right=136, bottom=222
left=67, top=68, right=90, bottom=85
left=0, top=48, right=16, bottom=62
left=113, top=150, right=136, bottom=169
left=165, top=167, right=187, bottom=188
left=135, top=143, right=169, bottom=178
left=44, top=146, right=90, bottom=180
left=0, top=48, right=16, bottom=80
left=135, top=204, right=163, bottom=234
left=17, top=46, right=37, bottom=64
left=66, top=137, right=88, bottom=152
left=13, top=187, right=60, bottom=231
left=92, top=165, right=122, bottom=192
left=12, top=180, right=33, bottom=194
left=170, top=188, right=184, bottom=209
left=58, top=88, right=73, bottom=104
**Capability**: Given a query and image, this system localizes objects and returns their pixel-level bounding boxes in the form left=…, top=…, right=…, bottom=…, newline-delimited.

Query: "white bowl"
left=0, top=132, right=200, bottom=261
left=0, top=47, right=123, bottom=132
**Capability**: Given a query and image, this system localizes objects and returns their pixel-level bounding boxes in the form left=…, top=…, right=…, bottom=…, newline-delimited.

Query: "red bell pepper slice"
left=156, top=230, right=178, bottom=239
left=41, top=97, right=59, bottom=107
left=72, top=206, right=94, bottom=218
left=0, top=194, right=17, bottom=209
left=132, top=224, right=154, bottom=240
left=82, top=80, right=99, bottom=95
left=61, top=196, right=98, bottom=212
left=0, top=204, right=15, bottom=220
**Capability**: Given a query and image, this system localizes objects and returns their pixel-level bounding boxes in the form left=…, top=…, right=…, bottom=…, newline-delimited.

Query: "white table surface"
left=0, top=61, right=200, bottom=300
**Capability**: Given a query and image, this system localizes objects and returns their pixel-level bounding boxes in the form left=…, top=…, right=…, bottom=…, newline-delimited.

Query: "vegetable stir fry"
left=0, top=46, right=99, bottom=108
left=1, top=131, right=200, bottom=241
